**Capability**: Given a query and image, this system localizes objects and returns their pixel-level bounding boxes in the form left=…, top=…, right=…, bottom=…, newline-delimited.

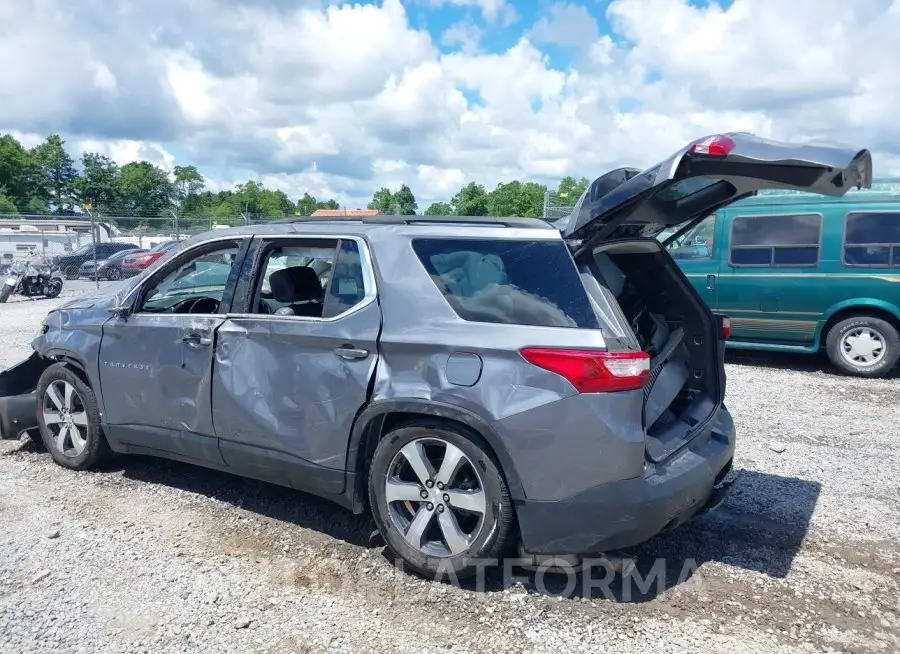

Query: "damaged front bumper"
left=0, top=353, right=44, bottom=439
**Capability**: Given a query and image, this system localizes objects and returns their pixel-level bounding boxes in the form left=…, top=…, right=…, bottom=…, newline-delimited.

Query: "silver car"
left=0, top=133, right=872, bottom=579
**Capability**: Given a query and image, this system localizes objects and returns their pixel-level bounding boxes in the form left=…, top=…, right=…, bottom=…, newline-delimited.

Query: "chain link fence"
left=542, top=190, right=578, bottom=222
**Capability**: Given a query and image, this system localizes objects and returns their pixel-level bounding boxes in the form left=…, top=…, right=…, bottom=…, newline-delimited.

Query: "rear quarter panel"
left=366, top=227, right=646, bottom=502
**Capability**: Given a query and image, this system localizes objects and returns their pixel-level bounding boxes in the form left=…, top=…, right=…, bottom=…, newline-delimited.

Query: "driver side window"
left=139, top=242, right=241, bottom=315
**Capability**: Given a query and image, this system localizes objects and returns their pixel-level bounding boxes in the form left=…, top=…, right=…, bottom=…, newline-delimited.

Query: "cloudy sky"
left=1, top=0, right=899, bottom=208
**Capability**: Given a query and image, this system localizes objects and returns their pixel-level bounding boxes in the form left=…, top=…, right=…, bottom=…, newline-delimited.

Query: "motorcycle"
left=0, top=260, right=64, bottom=303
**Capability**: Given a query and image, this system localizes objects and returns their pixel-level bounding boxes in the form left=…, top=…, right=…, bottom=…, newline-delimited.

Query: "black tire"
left=368, top=420, right=514, bottom=580
left=64, top=265, right=79, bottom=280
left=825, top=315, right=900, bottom=378
left=106, top=267, right=121, bottom=281
left=44, top=279, right=62, bottom=299
left=0, top=283, right=11, bottom=303
left=36, top=363, right=111, bottom=470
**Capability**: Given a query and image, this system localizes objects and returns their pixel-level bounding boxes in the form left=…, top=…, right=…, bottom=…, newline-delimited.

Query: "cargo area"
left=578, top=239, right=722, bottom=462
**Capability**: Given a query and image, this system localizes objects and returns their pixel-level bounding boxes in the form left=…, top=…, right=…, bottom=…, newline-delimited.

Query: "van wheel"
left=368, top=420, right=514, bottom=580
left=36, top=363, right=111, bottom=470
left=825, top=316, right=900, bottom=377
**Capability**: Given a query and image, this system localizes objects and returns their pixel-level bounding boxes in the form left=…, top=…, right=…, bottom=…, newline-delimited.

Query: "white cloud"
left=1, top=0, right=899, bottom=211
left=529, top=3, right=600, bottom=48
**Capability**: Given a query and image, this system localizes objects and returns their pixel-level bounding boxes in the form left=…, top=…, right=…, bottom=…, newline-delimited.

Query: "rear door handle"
left=706, top=274, right=717, bottom=291
left=182, top=334, right=212, bottom=347
left=333, top=345, right=369, bottom=360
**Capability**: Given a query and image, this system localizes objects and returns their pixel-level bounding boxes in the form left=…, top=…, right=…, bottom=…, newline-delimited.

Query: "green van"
left=661, top=186, right=900, bottom=377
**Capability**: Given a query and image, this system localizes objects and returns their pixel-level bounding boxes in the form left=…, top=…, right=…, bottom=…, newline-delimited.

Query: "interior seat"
left=267, top=266, right=325, bottom=317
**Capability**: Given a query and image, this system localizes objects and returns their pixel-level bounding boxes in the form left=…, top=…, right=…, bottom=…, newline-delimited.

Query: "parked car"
left=78, top=248, right=145, bottom=281
left=663, top=191, right=900, bottom=377
left=0, top=133, right=872, bottom=580
left=121, top=240, right=182, bottom=277
left=54, top=242, right=140, bottom=280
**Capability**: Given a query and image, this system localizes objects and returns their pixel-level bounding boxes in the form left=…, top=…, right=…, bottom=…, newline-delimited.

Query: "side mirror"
left=107, top=305, right=130, bottom=319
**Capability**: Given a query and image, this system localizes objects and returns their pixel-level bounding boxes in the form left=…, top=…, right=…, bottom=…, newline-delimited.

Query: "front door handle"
left=706, top=274, right=717, bottom=292
left=333, top=345, right=369, bottom=360
left=182, top=334, right=212, bottom=347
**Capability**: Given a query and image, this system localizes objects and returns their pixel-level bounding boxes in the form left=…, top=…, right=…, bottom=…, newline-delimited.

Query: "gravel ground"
left=1, top=281, right=898, bottom=653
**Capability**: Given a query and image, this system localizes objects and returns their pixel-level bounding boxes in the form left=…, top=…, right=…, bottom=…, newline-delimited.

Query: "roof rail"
left=279, top=215, right=551, bottom=229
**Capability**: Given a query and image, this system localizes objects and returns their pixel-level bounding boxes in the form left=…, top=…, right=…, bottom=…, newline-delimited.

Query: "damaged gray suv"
left=0, top=134, right=872, bottom=579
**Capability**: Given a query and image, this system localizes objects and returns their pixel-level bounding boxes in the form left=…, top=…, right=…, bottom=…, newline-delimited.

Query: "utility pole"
left=83, top=203, right=99, bottom=290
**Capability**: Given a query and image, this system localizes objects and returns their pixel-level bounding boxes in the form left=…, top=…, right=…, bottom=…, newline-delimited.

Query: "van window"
left=842, top=211, right=900, bottom=267
left=412, top=238, right=600, bottom=329
left=729, top=213, right=822, bottom=267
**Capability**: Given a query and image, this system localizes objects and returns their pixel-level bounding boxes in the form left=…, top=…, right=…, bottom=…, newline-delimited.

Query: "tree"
left=295, top=193, right=340, bottom=216
left=486, top=180, right=546, bottom=218
left=423, top=201, right=453, bottom=215
left=32, top=135, right=78, bottom=212
left=368, top=187, right=396, bottom=214
left=0, top=134, right=41, bottom=211
left=394, top=184, right=417, bottom=215
left=76, top=153, right=120, bottom=214
left=451, top=182, right=488, bottom=216
left=0, top=189, right=18, bottom=214
left=557, top=175, right=589, bottom=202
left=118, top=161, right=175, bottom=227
left=296, top=192, right=318, bottom=216
left=173, top=166, right=205, bottom=206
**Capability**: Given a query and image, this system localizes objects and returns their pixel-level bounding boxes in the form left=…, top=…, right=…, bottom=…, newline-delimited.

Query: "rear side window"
left=843, top=211, right=900, bottom=267
left=411, top=238, right=599, bottom=329
left=729, top=213, right=822, bottom=267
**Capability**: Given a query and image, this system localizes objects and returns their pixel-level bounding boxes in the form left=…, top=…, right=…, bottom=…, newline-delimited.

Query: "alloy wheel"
left=385, top=437, right=487, bottom=557
left=42, top=380, right=89, bottom=457
left=840, top=326, right=886, bottom=368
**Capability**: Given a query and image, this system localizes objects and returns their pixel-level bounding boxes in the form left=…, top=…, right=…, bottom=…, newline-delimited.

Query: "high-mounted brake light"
left=519, top=348, right=650, bottom=393
left=689, top=135, right=736, bottom=157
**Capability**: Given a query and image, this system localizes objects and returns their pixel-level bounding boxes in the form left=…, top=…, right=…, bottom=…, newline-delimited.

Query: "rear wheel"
left=0, top=283, right=11, bottom=303
left=44, top=278, right=62, bottom=299
left=36, top=363, right=110, bottom=470
left=825, top=315, right=900, bottom=377
left=368, top=420, right=514, bottom=580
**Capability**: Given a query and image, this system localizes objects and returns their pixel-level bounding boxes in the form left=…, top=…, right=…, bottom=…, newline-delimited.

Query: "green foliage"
left=32, top=135, right=78, bottom=212
left=423, top=201, right=453, bottom=215
left=368, top=187, right=396, bottom=214
left=0, top=132, right=591, bottom=228
left=451, top=182, right=488, bottom=216
left=556, top=175, right=589, bottom=201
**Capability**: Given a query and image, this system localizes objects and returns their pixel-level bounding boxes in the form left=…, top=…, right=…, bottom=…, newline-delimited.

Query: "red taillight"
left=519, top=348, right=650, bottom=393
left=689, top=134, right=736, bottom=157
left=721, top=316, right=731, bottom=339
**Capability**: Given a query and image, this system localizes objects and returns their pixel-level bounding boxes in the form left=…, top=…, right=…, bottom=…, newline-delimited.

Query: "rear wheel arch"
left=821, top=303, right=900, bottom=345
left=346, top=400, right=525, bottom=513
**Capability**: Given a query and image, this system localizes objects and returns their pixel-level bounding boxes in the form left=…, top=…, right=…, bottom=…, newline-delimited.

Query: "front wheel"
left=64, top=265, right=79, bottom=280
left=0, top=282, right=12, bottom=303
left=36, top=363, right=111, bottom=470
left=825, top=315, right=900, bottom=377
left=368, top=420, right=514, bottom=580
left=106, top=266, right=121, bottom=281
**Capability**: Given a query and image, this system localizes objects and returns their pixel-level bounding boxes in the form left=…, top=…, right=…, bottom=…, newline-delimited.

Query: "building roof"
left=309, top=208, right=382, bottom=217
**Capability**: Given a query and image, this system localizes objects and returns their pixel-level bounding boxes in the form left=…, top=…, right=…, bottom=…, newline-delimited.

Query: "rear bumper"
left=515, top=407, right=736, bottom=555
